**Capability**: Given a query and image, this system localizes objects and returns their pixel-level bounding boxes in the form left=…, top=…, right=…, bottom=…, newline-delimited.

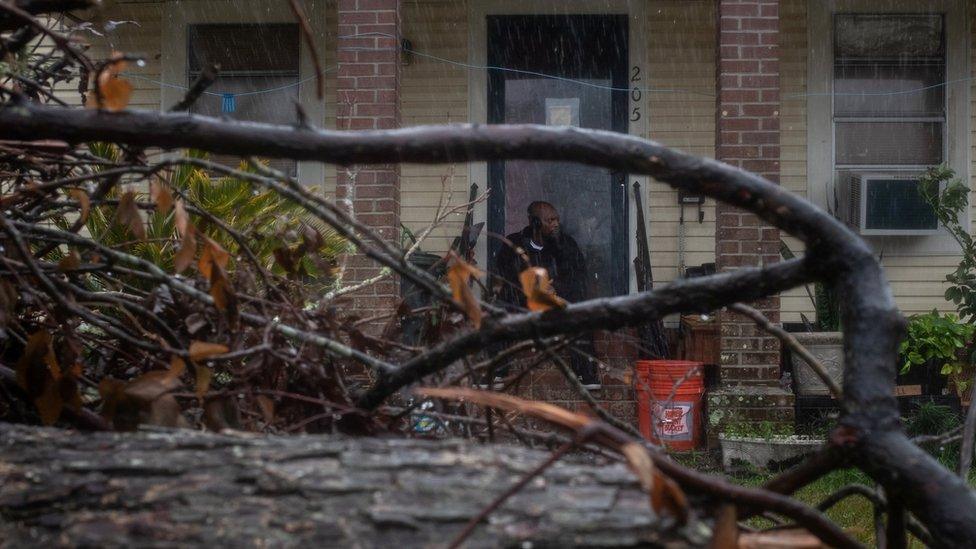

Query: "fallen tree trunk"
left=0, top=423, right=702, bottom=547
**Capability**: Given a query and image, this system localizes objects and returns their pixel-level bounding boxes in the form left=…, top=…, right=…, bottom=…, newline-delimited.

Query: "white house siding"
left=41, top=0, right=976, bottom=319
left=400, top=0, right=470, bottom=255
left=644, top=0, right=717, bottom=286
left=779, top=0, right=971, bottom=321
left=398, top=0, right=717, bottom=284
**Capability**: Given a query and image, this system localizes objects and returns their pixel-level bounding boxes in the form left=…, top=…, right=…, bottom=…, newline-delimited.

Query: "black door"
left=487, top=14, right=629, bottom=298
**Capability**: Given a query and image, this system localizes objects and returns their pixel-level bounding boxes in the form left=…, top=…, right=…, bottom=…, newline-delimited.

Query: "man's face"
left=537, top=205, right=560, bottom=239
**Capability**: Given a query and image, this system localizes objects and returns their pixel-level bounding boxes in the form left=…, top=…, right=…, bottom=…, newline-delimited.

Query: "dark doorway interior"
left=487, top=14, right=629, bottom=298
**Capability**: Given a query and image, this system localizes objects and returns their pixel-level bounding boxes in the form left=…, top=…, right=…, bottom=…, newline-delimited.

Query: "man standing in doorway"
left=491, top=201, right=601, bottom=390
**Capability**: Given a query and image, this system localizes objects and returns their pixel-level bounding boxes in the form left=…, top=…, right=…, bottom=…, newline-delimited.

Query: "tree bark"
left=0, top=423, right=700, bottom=547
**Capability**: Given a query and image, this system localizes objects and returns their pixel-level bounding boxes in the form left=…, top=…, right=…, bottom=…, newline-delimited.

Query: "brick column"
left=336, top=0, right=401, bottom=312
left=715, top=0, right=782, bottom=387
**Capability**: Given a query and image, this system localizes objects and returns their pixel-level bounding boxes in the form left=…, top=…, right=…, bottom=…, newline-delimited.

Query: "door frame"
left=485, top=13, right=630, bottom=296
left=468, top=0, right=649, bottom=295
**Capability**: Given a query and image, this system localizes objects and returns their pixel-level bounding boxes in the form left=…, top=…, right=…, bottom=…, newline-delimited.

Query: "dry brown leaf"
left=209, top=265, right=229, bottom=311
left=446, top=251, right=483, bottom=328
left=621, top=442, right=656, bottom=493
left=255, top=395, right=275, bottom=424
left=651, top=472, right=691, bottom=526
left=58, top=250, right=81, bottom=272
left=189, top=341, right=229, bottom=362
left=98, top=77, right=133, bottom=111
left=116, top=190, right=146, bottom=241
left=34, top=381, right=63, bottom=426
left=195, top=366, right=212, bottom=398
left=203, top=396, right=241, bottom=431
left=519, top=267, right=568, bottom=312
left=87, top=54, right=133, bottom=112
left=150, top=180, right=174, bottom=216
left=173, top=199, right=190, bottom=236
left=198, top=237, right=230, bottom=280
left=710, top=504, right=739, bottom=549
left=123, top=369, right=182, bottom=403
left=57, top=374, right=83, bottom=412
left=169, top=356, right=187, bottom=378
left=15, top=331, right=65, bottom=424
left=417, top=387, right=591, bottom=432
left=173, top=223, right=197, bottom=274
left=737, top=529, right=825, bottom=549
left=97, top=377, right=127, bottom=422
left=69, top=189, right=90, bottom=224
left=145, top=394, right=188, bottom=428
left=15, top=332, right=53, bottom=390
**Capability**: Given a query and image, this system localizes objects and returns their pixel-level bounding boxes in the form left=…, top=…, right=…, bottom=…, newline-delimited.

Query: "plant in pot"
left=718, top=417, right=825, bottom=474
left=900, top=310, right=974, bottom=400
left=782, top=241, right=844, bottom=396
left=914, top=165, right=976, bottom=404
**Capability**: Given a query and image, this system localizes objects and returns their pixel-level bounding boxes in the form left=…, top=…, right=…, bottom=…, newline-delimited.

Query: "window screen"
left=188, top=24, right=300, bottom=175
left=864, top=178, right=939, bottom=231
left=833, top=14, right=945, bottom=167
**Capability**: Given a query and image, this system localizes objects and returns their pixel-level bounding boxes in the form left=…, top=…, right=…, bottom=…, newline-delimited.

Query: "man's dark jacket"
left=493, top=226, right=588, bottom=308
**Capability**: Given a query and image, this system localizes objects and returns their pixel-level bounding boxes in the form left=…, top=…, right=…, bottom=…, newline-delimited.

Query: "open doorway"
left=487, top=14, right=629, bottom=299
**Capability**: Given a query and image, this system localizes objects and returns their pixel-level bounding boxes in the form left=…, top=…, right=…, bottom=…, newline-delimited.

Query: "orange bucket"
left=635, top=360, right=704, bottom=451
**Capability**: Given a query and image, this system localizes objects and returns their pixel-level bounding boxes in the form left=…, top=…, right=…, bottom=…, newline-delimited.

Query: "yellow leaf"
left=446, top=251, right=483, bottom=328
left=519, top=267, right=568, bottom=312
left=116, top=190, right=146, bottom=241
left=189, top=341, right=229, bottom=362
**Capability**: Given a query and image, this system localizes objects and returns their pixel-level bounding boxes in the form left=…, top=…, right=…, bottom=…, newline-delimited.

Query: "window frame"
left=831, top=13, right=948, bottom=171
left=807, top=0, right=970, bottom=256
left=161, top=0, right=326, bottom=185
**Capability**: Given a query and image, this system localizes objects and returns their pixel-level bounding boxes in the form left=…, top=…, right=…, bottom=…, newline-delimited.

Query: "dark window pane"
left=864, top=178, right=938, bottom=231
left=835, top=121, right=943, bottom=165
left=834, top=62, right=944, bottom=117
left=188, top=24, right=299, bottom=74
left=835, top=14, right=943, bottom=59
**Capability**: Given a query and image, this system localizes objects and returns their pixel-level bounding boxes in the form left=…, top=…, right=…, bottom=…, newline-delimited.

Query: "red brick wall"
left=715, top=0, right=781, bottom=385
left=336, top=0, right=402, bottom=311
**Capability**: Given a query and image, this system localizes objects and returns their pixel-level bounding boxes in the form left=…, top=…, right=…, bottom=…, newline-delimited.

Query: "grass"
left=674, top=451, right=975, bottom=546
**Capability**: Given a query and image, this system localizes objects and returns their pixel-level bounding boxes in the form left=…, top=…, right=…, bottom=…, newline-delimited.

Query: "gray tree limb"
left=0, top=423, right=703, bottom=548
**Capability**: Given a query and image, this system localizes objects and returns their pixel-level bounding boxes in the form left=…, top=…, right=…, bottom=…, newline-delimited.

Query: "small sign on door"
left=545, top=98, right=579, bottom=127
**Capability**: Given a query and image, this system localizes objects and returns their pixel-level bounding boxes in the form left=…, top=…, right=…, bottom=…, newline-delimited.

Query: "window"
left=187, top=23, right=300, bottom=175
left=833, top=14, right=946, bottom=169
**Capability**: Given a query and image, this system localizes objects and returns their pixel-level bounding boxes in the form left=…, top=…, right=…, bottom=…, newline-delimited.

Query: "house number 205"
left=630, top=66, right=642, bottom=122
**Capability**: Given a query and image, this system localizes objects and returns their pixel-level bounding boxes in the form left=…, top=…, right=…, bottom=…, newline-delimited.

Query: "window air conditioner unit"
left=841, top=173, right=940, bottom=236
